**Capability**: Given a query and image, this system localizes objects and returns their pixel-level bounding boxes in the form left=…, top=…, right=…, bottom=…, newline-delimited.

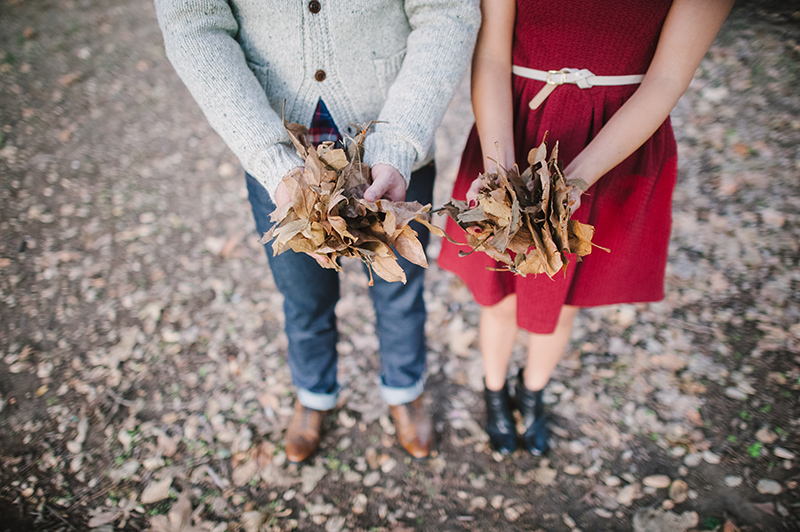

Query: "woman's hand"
left=563, top=174, right=590, bottom=215
left=465, top=177, right=483, bottom=208
left=567, top=185, right=583, bottom=215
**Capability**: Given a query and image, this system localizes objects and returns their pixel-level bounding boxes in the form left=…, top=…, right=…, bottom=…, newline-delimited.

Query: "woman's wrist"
left=565, top=177, right=591, bottom=192
left=563, top=157, right=601, bottom=191
left=482, top=154, right=515, bottom=175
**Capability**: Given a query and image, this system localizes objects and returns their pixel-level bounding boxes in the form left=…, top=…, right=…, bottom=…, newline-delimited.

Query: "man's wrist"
left=363, top=134, right=417, bottom=186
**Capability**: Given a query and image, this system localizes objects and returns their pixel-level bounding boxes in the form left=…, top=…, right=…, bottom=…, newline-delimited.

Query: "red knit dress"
left=437, top=0, right=677, bottom=334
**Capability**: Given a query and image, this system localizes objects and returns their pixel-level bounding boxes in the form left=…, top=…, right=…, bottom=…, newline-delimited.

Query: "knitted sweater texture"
left=154, top=0, right=480, bottom=197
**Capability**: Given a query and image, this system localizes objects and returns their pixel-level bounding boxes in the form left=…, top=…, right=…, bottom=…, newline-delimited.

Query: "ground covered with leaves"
left=1, top=1, right=799, bottom=531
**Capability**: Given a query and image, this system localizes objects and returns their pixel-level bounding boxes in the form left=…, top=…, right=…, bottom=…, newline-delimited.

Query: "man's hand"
left=364, top=164, right=406, bottom=202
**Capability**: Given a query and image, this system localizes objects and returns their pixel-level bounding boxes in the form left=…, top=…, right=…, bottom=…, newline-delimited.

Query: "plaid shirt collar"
left=308, top=99, right=342, bottom=146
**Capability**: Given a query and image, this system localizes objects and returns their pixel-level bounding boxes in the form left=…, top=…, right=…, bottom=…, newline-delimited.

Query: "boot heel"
left=516, top=369, right=549, bottom=455
left=484, top=381, right=517, bottom=455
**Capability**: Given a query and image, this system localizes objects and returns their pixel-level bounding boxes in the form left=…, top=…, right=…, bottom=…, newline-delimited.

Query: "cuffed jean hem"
left=379, top=376, right=425, bottom=406
left=297, top=387, right=339, bottom=411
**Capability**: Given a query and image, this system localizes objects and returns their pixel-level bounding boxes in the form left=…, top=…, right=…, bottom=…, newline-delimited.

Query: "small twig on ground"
left=667, top=318, right=718, bottom=335
left=106, top=388, right=135, bottom=407
left=67, top=483, right=113, bottom=512
left=44, top=503, right=78, bottom=531
left=217, top=456, right=230, bottom=479
left=204, top=464, right=227, bottom=490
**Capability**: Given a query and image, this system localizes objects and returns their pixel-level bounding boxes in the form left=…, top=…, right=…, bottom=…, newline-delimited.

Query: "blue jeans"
left=246, top=163, right=435, bottom=410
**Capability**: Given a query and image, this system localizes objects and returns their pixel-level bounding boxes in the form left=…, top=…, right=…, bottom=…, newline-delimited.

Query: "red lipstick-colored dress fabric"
left=437, top=0, right=677, bottom=333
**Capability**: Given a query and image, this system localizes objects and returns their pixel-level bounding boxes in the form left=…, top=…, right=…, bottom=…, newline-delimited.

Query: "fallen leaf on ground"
left=240, top=510, right=267, bottom=532
left=232, top=459, right=258, bottom=487
left=723, top=520, right=741, bottom=532
left=88, top=509, right=122, bottom=528
left=301, top=465, right=327, bottom=494
left=58, top=71, right=82, bottom=87
left=140, top=475, right=173, bottom=504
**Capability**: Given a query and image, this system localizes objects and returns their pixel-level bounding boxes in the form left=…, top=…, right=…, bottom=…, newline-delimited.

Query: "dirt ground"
left=1, top=1, right=799, bottom=531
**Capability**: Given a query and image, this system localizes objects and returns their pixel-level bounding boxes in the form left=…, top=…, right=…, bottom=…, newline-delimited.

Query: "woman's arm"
left=466, top=0, right=516, bottom=202
left=565, top=0, right=734, bottom=210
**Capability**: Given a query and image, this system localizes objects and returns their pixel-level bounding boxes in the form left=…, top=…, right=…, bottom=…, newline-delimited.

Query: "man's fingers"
left=363, top=181, right=386, bottom=202
left=310, top=253, right=330, bottom=267
left=364, top=180, right=405, bottom=202
left=364, top=164, right=406, bottom=202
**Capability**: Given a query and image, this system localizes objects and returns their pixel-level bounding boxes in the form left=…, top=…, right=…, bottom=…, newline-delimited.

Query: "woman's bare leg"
left=480, top=294, right=518, bottom=391
left=522, top=305, right=579, bottom=391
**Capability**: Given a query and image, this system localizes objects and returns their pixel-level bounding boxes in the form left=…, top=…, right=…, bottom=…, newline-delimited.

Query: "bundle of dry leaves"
left=260, top=122, right=445, bottom=285
left=439, top=140, right=604, bottom=277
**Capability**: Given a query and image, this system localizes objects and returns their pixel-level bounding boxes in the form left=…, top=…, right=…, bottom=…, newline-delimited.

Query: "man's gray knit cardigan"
left=154, top=0, right=481, bottom=198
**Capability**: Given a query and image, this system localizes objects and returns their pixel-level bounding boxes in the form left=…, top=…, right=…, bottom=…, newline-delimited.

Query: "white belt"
left=512, top=66, right=644, bottom=109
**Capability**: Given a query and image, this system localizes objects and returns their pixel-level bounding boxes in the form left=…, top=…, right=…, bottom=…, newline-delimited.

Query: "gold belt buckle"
left=546, top=69, right=567, bottom=85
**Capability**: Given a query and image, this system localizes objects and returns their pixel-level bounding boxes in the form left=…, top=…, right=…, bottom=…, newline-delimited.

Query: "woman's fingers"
left=567, top=187, right=582, bottom=215
left=466, top=178, right=483, bottom=208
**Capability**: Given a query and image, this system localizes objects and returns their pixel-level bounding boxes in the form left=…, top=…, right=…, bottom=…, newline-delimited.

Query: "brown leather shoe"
left=388, top=395, right=433, bottom=459
left=285, top=401, right=326, bottom=463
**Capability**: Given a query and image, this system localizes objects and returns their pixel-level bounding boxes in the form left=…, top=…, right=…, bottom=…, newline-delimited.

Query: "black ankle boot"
left=516, top=369, right=549, bottom=455
left=484, top=381, right=517, bottom=455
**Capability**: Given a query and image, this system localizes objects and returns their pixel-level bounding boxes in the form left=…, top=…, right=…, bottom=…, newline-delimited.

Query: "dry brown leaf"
left=538, top=220, right=563, bottom=275
left=88, top=509, right=122, bottom=528
left=723, top=520, right=741, bottom=532
left=157, top=432, right=179, bottom=458
left=232, top=459, right=259, bottom=487
left=168, top=493, right=192, bottom=530
left=240, top=511, right=267, bottom=532
left=392, top=225, right=427, bottom=268
left=140, top=475, right=173, bottom=504
left=58, top=71, right=82, bottom=87
left=318, top=146, right=348, bottom=170
left=568, top=220, right=595, bottom=256
left=369, top=254, right=407, bottom=284
left=271, top=219, right=307, bottom=254
left=415, top=217, right=449, bottom=239
left=481, top=196, right=512, bottom=222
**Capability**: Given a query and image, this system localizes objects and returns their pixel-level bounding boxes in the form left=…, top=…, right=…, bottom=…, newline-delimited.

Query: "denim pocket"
left=372, top=48, right=406, bottom=99
left=247, top=60, right=270, bottom=93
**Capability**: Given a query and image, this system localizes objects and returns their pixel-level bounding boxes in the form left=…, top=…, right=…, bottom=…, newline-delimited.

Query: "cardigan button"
left=314, top=69, right=326, bottom=82
left=308, top=0, right=321, bottom=13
